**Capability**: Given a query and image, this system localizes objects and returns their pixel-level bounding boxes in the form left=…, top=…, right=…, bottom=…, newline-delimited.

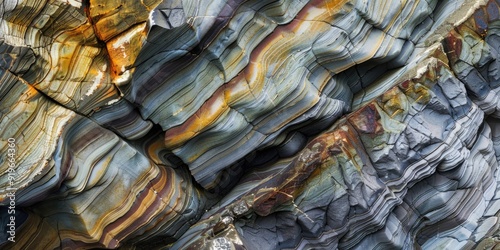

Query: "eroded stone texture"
left=0, top=64, right=209, bottom=249
left=1, top=0, right=500, bottom=249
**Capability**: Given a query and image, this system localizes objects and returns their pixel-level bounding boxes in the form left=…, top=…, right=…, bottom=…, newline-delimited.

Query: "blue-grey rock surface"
left=1, top=0, right=500, bottom=249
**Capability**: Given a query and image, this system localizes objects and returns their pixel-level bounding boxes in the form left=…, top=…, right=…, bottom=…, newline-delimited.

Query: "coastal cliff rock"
left=1, top=0, right=500, bottom=249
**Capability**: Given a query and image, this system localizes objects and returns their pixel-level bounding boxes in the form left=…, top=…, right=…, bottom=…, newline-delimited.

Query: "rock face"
left=1, top=0, right=500, bottom=249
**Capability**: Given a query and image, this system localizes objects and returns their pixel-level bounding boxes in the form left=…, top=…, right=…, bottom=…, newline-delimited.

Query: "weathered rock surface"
left=1, top=0, right=500, bottom=249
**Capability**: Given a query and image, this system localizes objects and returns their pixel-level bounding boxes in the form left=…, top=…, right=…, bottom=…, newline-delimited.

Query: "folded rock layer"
left=1, top=0, right=500, bottom=249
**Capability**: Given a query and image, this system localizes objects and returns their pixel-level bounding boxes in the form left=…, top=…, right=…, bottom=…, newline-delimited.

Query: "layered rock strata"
left=1, top=0, right=500, bottom=249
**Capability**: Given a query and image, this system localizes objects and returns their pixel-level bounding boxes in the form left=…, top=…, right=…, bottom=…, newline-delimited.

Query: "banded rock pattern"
left=1, top=0, right=500, bottom=249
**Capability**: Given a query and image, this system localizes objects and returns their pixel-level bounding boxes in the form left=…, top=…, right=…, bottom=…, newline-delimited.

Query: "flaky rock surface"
left=1, top=0, right=500, bottom=249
